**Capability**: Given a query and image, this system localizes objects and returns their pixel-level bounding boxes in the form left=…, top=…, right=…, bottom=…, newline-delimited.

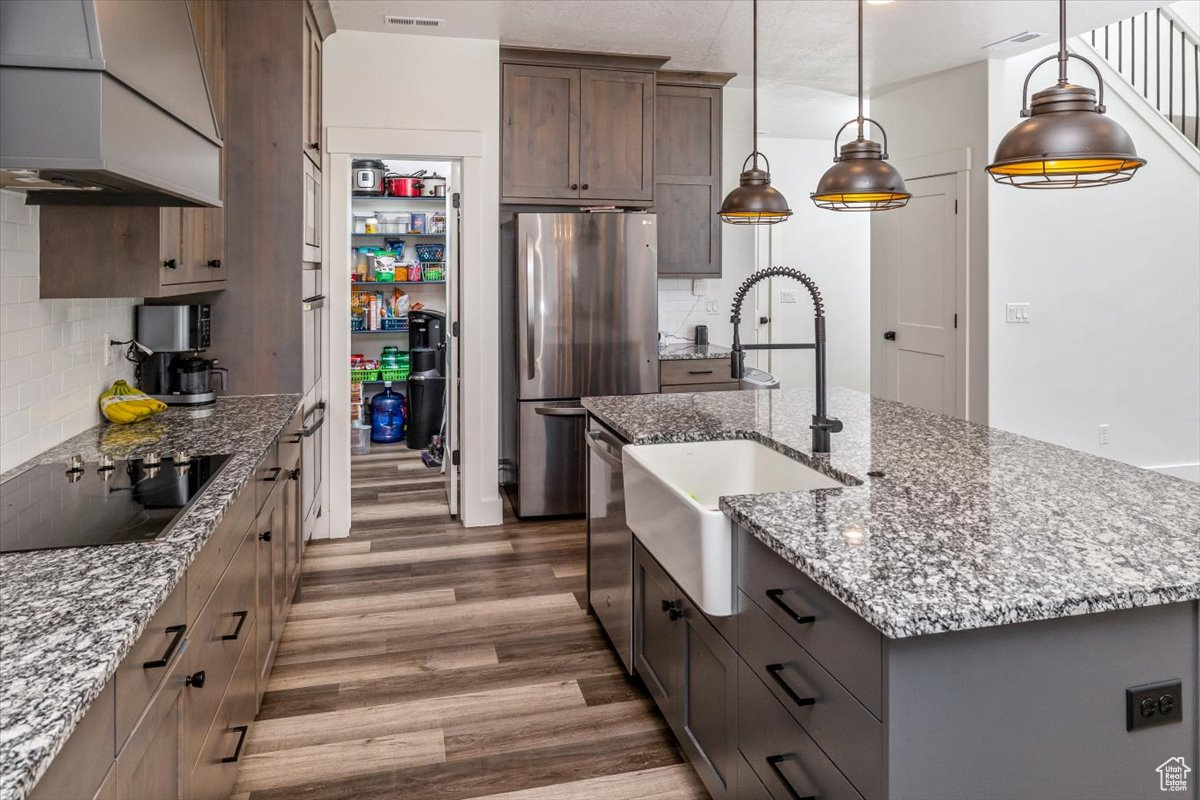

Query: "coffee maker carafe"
left=135, top=305, right=224, bottom=405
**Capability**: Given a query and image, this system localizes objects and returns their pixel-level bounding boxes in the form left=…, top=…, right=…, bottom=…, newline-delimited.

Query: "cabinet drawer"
left=181, top=530, right=257, bottom=770
left=278, top=407, right=303, bottom=472
left=188, top=488, right=255, bottom=626
left=736, top=752, right=771, bottom=800
left=187, top=622, right=258, bottom=800
left=661, top=381, right=740, bottom=394
left=738, top=660, right=864, bottom=800
left=29, top=682, right=115, bottom=800
left=254, top=443, right=281, bottom=515
left=660, top=358, right=732, bottom=386
left=738, top=529, right=883, bottom=716
left=739, top=590, right=883, bottom=799
left=115, top=580, right=187, bottom=749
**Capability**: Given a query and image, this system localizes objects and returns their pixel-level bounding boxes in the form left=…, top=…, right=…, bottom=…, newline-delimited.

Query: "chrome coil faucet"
left=730, top=267, right=843, bottom=453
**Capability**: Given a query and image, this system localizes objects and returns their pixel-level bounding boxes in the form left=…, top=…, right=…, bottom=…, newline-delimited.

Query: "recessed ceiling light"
left=865, top=0, right=894, bottom=5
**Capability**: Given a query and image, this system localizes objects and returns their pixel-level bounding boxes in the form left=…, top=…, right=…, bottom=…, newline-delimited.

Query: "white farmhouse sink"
left=623, top=439, right=844, bottom=616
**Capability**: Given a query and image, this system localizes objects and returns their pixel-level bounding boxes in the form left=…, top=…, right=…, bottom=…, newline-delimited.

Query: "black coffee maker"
left=407, top=310, right=446, bottom=449
left=136, top=305, right=225, bottom=405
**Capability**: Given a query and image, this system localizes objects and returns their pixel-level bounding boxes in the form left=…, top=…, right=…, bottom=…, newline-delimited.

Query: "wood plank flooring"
left=231, top=447, right=705, bottom=800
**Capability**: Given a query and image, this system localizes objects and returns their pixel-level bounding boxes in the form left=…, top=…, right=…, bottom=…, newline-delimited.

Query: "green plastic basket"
left=379, top=367, right=410, bottom=382
left=350, top=369, right=379, bottom=384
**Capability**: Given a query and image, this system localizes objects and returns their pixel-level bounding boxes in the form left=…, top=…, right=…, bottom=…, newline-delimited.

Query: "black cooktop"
left=0, top=453, right=231, bottom=554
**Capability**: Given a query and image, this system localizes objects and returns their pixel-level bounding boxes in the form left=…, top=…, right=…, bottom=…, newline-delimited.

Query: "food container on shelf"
left=364, top=216, right=379, bottom=234
left=351, top=422, right=372, bottom=455
left=352, top=214, right=372, bottom=234
left=384, top=172, right=424, bottom=197
left=373, top=257, right=396, bottom=282
left=408, top=263, right=423, bottom=282
left=422, top=265, right=445, bottom=282
left=428, top=212, right=447, bottom=234
left=414, top=243, right=445, bottom=263
left=408, top=212, right=426, bottom=234
left=381, top=317, right=409, bottom=332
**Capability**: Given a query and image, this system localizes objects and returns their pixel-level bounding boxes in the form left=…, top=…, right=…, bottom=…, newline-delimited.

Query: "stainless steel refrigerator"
left=500, top=212, right=659, bottom=517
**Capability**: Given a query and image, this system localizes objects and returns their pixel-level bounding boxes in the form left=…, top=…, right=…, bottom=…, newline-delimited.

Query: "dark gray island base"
left=582, top=388, right=1199, bottom=800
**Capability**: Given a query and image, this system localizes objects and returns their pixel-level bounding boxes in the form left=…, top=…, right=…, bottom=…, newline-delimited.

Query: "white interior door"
left=445, top=162, right=462, bottom=517
left=877, top=173, right=959, bottom=416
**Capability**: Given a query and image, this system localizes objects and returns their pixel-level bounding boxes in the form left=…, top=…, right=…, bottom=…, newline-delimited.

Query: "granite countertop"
left=0, top=395, right=301, bottom=800
left=582, top=388, right=1200, bottom=639
left=657, top=341, right=733, bottom=361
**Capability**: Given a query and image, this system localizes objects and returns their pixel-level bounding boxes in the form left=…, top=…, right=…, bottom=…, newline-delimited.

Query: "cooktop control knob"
left=66, top=454, right=84, bottom=473
left=96, top=454, right=114, bottom=471
left=142, top=452, right=161, bottom=466
left=172, top=451, right=190, bottom=464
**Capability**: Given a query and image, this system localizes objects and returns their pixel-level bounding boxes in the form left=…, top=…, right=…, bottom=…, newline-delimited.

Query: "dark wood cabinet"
left=96, top=665, right=185, bottom=800
left=302, top=3, right=323, bottom=166
left=655, top=73, right=730, bottom=277
left=500, top=48, right=666, bottom=205
left=633, top=542, right=737, bottom=800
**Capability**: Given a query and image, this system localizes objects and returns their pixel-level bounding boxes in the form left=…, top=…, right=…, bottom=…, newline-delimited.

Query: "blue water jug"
left=370, top=383, right=405, bottom=443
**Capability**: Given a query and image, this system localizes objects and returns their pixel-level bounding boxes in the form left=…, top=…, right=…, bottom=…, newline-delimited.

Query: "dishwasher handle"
left=585, top=430, right=623, bottom=470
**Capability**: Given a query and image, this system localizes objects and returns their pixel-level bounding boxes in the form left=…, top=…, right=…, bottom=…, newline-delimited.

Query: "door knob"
left=759, top=316, right=770, bottom=325
left=883, top=331, right=896, bottom=341
left=163, top=259, right=177, bottom=269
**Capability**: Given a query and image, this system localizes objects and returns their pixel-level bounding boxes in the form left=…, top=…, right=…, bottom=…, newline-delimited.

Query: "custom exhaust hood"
left=0, top=0, right=222, bottom=207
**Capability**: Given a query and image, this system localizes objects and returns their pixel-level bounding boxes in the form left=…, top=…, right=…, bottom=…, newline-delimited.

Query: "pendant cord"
left=752, top=0, right=759, bottom=169
left=857, top=0, right=864, bottom=140
left=1058, top=0, right=1068, bottom=83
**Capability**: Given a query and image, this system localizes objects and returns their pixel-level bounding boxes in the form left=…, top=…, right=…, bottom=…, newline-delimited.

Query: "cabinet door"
left=284, top=467, right=302, bottom=598
left=271, top=493, right=288, bottom=648
left=95, top=665, right=185, bottom=800
left=255, top=500, right=276, bottom=690
left=303, top=157, right=321, bottom=262
left=579, top=69, right=654, bottom=202
left=302, top=5, right=322, bottom=164
left=159, top=209, right=185, bottom=284
left=633, top=542, right=683, bottom=725
left=679, top=594, right=738, bottom=800
left=502, top=64, right=580, bottom=200
left=655, top=84, right=721, bottom=277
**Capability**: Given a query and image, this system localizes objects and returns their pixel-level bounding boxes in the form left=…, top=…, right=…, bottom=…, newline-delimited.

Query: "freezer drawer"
left=586, top=419, right=633, bottom=673
left=515, top=400, right=587, bottom=517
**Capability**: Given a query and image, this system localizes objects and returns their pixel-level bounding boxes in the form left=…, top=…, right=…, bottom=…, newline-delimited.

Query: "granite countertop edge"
left=0, top=394, right=301, bottom=800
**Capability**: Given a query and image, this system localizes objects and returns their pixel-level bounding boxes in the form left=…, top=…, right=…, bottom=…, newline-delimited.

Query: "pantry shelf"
left=351, top=280, right=446, bottom=286
left=352, top=232, right=446, bottom=237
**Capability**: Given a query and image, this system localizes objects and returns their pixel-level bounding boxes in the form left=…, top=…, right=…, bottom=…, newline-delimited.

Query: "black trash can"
left=406, top=374, right=446, bottom=450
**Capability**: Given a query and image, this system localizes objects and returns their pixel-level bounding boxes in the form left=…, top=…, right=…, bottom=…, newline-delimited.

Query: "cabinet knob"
left=308, top=141, right=320, bottom=151
left=570, top=183, right=579, bottom=191
left=185, top=670, right=206, bottom=689
left=207, top=259, right=222, bottom=269
left=259, top=530, right=272, bottom=542
left=163, top=259, right=177, bottom=269
left=883, top=330, right=896, bottom=341
left=581, top=183, right=589, bottom=190
left=661, top=599, right=682, bottom=621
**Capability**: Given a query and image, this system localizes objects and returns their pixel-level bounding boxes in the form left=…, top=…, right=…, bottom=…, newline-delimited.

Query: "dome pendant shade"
left=719, top=154, right=793, bottom=224
left=812, top=135, right=910, bottom=211
left=987, top=1, right=1145, bottom=189
left=987, top=80, right=1145, bottom=188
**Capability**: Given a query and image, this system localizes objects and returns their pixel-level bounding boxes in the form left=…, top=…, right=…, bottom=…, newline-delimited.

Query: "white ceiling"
left=329, top=0, right=1164, bottom=96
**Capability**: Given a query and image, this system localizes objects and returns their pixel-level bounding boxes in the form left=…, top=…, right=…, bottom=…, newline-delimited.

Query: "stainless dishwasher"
left=585, top=417, right=633, bottom=674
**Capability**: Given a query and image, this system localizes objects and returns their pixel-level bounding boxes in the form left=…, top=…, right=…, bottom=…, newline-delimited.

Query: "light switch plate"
left=780, top=289, right=798, bottom=304
left=102, top=333, right=112, bottom=366
left=1005, top=302, right=1031, bottom=323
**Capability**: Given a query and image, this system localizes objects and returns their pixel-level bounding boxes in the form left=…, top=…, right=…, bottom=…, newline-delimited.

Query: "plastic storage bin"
left=351, top=422, right=372, bottom=455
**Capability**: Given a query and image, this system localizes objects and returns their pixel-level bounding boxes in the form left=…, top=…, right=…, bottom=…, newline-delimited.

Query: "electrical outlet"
left=102, top=333, right=112, bottom=366
left=691, top=279, right=706, bottom=297
left=707, top=300, right=720, bottom=315
left=1098, top=424, right=1109, bottom=445
left=1126, top=680, right=1183, bottom=731
left=780, top=289, right=798, bottom=304
left=1005, top=302, right=1031, bottom=323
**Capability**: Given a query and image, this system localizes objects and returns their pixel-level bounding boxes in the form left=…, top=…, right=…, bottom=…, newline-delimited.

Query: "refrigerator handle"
left=525, top=233, right=536, bottom=382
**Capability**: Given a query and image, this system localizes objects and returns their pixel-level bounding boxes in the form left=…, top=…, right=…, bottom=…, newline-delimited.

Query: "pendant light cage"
left=718, top=0, right=792, bottom=225
left=987, top=1, right=1145, bottom=188
left=811, top=0, right=911, bottom=212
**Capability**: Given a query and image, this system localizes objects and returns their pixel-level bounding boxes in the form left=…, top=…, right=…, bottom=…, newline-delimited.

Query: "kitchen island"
left=0, top=395, right=301, bottom=800
left=582, top=387, right=1199, bottom=800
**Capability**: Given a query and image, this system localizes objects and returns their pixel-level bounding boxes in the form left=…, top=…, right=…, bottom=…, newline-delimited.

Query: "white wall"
left=759, top=136, right=871, bottom=393
left=987, top=45, right=1200, bottom=475
left=323, top=32, right=503, bottom=527
left=870, top=61, right=990, bottom=423
left=658, top=87, right=757, bottom=349
left=0, top=190, right=138, bottom=473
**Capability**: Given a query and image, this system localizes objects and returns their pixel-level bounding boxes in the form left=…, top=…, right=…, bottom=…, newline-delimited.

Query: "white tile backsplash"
left=657, top=278, right=714, bottom=343
left=0, top=190, right=139, bottom=472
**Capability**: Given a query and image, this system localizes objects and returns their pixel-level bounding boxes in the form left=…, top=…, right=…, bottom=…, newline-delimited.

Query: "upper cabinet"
left=654, top=72, right=731, bottom=279
left=302, top=3, right=323, bottom=166
left=501, top=48, right=667, bottom=205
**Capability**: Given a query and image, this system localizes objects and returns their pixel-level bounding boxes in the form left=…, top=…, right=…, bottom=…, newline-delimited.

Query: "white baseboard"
left=1150, top=463, right=1200, bottom=483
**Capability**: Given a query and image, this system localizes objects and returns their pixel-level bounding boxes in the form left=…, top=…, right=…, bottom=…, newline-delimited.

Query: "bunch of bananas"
left=99, top=380, right=167, bottom=425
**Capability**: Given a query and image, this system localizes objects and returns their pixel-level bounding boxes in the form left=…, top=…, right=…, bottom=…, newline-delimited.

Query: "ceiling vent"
left=984, top=31, right=1047, bottom=50
left=384, top=15, right=444, bottom=29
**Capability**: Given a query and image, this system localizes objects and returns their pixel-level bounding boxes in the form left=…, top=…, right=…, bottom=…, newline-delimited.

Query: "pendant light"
left=718, top=0, right=792, bottom=225
left=987, top=0, right=1146, bottom=188
left=811, top=0, right=910, bottom=212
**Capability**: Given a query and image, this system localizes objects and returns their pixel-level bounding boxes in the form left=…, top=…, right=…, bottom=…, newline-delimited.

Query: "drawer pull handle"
left=221, top=725, right=250, bottom=763
left=259, top=530, right=272, bottom=542
left=766, top=755, right=816, bottom=800
left=263, top=467, right=282, bottom=482
left=185, top=670, right=206, bottom=689
left=766, top=663, right=817, bottom=708
left=142, top=624, right=186, bottom=669
left=221, top=610, right=249, bottom=641
left=765, top=589, right=816, bottom=624
left=661, top=599, right=682, bottom=621
left=688, top=369, right=714, bottom=375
